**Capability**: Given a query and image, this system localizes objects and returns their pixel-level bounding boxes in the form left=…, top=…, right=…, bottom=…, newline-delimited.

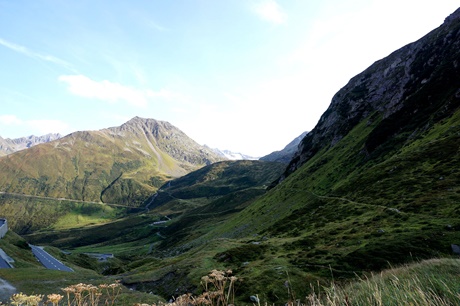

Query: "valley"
left=0, top=6, right=459, bottom=306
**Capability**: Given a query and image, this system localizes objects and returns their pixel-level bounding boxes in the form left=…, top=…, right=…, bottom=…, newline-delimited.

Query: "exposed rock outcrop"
left=278, top=7, right=460, bottom=183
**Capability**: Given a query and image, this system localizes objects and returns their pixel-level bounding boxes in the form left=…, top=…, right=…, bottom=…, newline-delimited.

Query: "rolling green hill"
left=24, top=160, right=285, bottom=250
left=0, top=116, right=225, bottom=206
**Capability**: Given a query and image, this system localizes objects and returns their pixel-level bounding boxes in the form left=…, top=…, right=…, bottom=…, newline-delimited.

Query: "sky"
left=0, top=1, right=458, bottom=157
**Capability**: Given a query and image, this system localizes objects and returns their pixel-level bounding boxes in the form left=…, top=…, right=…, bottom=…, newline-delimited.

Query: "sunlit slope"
left=0, top=117, right=224, bottom=206
left=24, top=160, right=285, bottom=250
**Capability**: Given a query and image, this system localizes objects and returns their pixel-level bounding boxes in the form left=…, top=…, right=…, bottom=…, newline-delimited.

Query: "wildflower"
left=47, top=294, right=63, bottom=306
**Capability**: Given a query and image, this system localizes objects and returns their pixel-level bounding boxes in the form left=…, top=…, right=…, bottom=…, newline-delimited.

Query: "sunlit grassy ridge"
left=0, top=117, right=224, bottom=207
left=0, top=193, right=129, bottom=235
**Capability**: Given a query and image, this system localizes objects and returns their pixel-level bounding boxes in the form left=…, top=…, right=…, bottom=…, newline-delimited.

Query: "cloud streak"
left=0, top=38, right=73, bottom=70
left=59, top=74, right=179, bottom=107
left=252, top=0, right=287, bottom=25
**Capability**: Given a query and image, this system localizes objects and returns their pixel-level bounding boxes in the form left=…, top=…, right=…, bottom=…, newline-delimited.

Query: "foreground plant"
left=200, top=269, right=238, bottom=306
left=9, top=293, right=43, bottom=306
left=61, top=282, right=121, bottom=306
left=46, top=294, right=64, bottom=306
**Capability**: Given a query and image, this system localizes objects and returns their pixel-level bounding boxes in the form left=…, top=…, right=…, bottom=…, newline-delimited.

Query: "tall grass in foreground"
left=304, top=258, right=460, bottom=306
left=6, top=258, right=460, bottom=305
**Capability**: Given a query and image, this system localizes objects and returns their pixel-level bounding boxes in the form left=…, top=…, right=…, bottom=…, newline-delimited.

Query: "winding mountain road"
left=29, top=245, right=73, bottom=272
left=0, top=191, right=132, bottom=208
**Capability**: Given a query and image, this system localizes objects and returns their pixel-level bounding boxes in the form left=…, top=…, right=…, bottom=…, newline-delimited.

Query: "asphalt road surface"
left=29, top=245, right=73, bottom=272
left=0, top=278, right=16, bottom=302
left=0, top=257, right=11, bottom=269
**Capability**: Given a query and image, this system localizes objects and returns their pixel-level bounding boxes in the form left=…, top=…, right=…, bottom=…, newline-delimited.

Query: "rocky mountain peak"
left=0, top=133, right=62, bottom=156
left=279, top=6, right=460, bottom=182
left=260, top=131, right=308, bottom=164
left=444, top=7, right=460, bottom=24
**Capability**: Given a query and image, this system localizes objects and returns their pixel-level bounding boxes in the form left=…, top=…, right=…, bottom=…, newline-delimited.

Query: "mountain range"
left=0, top=133, right=61, bottom=157
left=0, top=7, right=459, bottom=305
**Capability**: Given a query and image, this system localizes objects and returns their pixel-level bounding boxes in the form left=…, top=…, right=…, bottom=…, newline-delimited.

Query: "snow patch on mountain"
left=208, top=147, right=259, bottom=160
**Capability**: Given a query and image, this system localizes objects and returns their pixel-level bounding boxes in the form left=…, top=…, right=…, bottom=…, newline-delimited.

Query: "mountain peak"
left=0, top=117, right=226, bottom=205
left=444, top=7, right=460, bottom=24
left=279, top=6, right=460, bottom=182
left=260, top=131, right=308, bottom=164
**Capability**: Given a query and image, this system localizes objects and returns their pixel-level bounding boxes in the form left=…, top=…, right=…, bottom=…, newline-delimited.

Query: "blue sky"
left=0, top=1, right=458, bottom=156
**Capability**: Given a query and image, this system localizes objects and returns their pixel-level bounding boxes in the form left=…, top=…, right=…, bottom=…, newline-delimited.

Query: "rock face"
left=280, top=7, right=460, bottom=182
left=0, top=133, right=61, bottom=156
left=260, top=131, right=308, bottom=164
left=106, top=116, right=222, bottom=167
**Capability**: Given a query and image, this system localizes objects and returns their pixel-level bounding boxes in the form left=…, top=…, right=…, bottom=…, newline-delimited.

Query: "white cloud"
left=0, top=114, right=22, bottom=126
left=59, top=74, right=179, bottom=107
left=253, top=0, right=287, bottom=25
left=0, top=38, right=73, bottom=70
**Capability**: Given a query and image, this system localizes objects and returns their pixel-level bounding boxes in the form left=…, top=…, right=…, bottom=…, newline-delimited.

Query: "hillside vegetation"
left=105, top=8, right=460, bottom=303
left=0, top=117, right=224, bottom=206
left=0, top=193, right=131, bottom=234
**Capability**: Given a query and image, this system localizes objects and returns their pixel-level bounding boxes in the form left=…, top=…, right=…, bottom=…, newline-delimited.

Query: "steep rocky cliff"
left=280, top=7, right=460, bottom=181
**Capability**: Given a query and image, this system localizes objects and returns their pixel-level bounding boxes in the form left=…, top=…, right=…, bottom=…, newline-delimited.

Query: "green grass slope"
left=109, top=9, right=460, bottom=303
left=0, top=193, right=130, bottom=235
left=23, top=160, right=285, bottom=251
left=0, top=117, right=224, bottom=207
left=119, top=108, right=458, bottom=302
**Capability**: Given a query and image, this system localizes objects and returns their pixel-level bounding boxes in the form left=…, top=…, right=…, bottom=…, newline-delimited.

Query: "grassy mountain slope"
left=2, top=8, right=460, bottom=305
left=0, top=193, right=131, bottom=235
left=19, top=160, right=285, bottom=300
left=0, top=117, right=224, bottom=206
left=23, top=160, right=285, bottom=252
left=117, top=107, right=458, bottom=302
left=100, top=8, right=460, bottom=303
